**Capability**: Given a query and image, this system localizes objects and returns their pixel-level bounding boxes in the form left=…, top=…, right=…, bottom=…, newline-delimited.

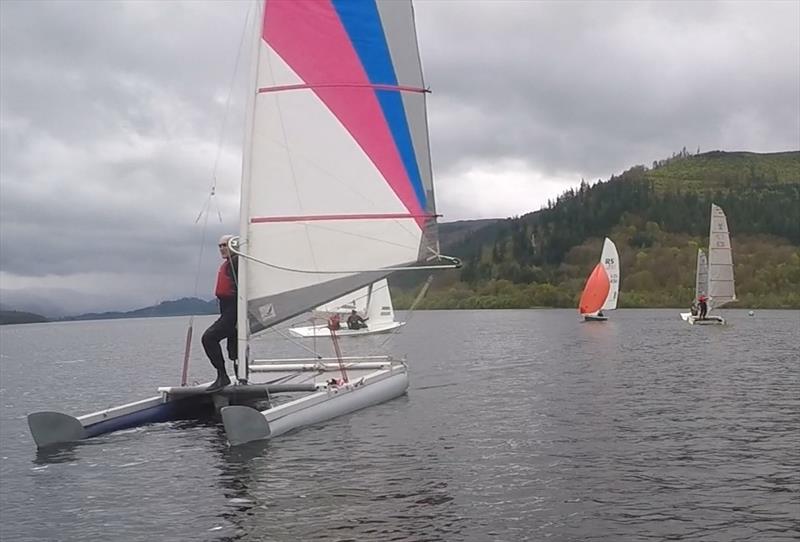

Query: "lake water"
left=1, top=309, right=798, bottom=541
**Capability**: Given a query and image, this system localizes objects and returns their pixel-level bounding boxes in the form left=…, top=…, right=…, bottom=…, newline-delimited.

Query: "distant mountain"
left=0, top=310, right=49, bottom=325
left=0, top=287, right=139, bottom=318
left=64, top=297, right=218, bottom=321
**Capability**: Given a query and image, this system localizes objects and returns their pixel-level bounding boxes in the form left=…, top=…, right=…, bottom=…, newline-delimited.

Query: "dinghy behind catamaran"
left=288, top=279, right=405, bottom=338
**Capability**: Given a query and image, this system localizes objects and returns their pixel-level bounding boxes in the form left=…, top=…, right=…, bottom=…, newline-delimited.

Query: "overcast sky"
left=1, top=0, right=798, bottom=312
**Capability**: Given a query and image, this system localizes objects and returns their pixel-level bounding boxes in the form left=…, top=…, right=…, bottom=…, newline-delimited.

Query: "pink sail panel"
left=262, top=0, right=425, bottom=228
left=578, top=263, right=610, bottom=315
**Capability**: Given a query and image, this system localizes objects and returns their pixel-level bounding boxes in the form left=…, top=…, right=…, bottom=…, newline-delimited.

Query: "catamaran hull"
left=222, top=368, right=408, bottom=446
left=27, top=394, right=213, bottom=449
left=27, top=360, right=403, bottom=449
left=288, top=321, right=405, bottom=338
left=26, top=383, right=316, bottom=449
left=681, top=313, right=725, bottom=325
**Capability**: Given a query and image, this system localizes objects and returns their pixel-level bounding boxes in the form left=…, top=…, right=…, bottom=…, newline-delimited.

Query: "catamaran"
left=289, top=279, right=405, bottom=338
left=681, top=203, right=736, bottom=325
left=28, top=0, right=457, bottom=449
left=578, top=237, right=620, bottom=321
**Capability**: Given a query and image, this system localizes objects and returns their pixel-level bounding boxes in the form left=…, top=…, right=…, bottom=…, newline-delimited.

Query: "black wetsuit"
left=698, top=300, right=708, bottom=319
left=202, top=257, right=238, bottom=372
left=347, top=314, right=367, bottom=330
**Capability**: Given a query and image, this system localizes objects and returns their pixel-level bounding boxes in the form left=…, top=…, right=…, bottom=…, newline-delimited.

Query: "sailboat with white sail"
left=27, top=0, right=457, bottom=449
left=681, top=203, right=736, bottom=325
left=680, top=248, right=708, bottom=322
left=578, top=237, right=620, bottom=321
left=289, top=279, right=405, bottom=338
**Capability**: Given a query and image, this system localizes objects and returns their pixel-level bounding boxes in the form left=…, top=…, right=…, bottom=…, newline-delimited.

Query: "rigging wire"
left=377, top=274, right=434, bottom=349
left=180, top=3, right=253, bottom=385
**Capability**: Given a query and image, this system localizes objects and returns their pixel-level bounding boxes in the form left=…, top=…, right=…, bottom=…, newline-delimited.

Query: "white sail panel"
left=707, top=203, right=736, bottom=309
left=365, top=279, right=396, bottom=325
left=600, top=237, right=620, bottom=311
left=315, top=285, right=370, bottom=315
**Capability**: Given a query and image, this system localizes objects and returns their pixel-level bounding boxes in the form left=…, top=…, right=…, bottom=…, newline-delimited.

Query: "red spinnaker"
left=578, top=263, right=610, bottom=315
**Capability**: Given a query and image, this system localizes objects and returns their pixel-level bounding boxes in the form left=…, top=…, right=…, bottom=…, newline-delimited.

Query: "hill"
left=393, top=150, right=800, bottom=309
left=0, top=310, right=49, bottom=325
left=64, top=297, right=218, bottom=321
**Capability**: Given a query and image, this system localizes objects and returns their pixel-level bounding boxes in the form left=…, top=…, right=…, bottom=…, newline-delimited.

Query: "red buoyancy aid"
left=214, top=260, right=236, bottom=299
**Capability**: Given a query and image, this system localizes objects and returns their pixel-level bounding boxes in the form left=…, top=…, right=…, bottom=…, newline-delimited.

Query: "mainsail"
left=694, top=248, right=708, bottom=300
left=599, top=237, right=620, bottom=311
left=237, top=0, right=440, bottom=346
left=707, top=203, right=735, bottom=310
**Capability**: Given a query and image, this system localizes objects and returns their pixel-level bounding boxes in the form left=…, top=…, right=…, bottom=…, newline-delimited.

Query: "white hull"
left=582, top=314, right=608, bottom=322
left=681, top=313, right=725, bottom=325
left=289, top=320, right=405, bottom=338
left=222, top=363, right=408, bottom=445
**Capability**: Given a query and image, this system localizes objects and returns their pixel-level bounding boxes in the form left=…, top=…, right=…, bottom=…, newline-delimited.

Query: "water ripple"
left=0, top=310, right=798, bottom=541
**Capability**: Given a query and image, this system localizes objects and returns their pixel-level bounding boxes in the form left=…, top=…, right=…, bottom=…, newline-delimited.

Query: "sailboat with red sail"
left=578, top=237, right=620, bottom=321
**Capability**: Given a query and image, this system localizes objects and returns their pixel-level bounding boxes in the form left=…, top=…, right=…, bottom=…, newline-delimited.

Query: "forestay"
left=238, top=0, right=441, bottom=342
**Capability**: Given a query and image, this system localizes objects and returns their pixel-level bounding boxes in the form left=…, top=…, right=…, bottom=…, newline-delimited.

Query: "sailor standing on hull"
left=697, top=294, right=709, bottom=320
left=202, top=235, right=238, bottom=392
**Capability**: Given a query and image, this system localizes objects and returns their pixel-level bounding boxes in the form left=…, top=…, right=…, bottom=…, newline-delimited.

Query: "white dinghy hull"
left=222, top=363, right=408, bottom=445
left=289, top=321, right=405, bottom=338
left=583, top=314, right=608, bottom=322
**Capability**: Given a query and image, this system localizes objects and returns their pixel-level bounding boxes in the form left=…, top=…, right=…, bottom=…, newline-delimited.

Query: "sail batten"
left=258, top=82, right=429, bottom=94
left=250, top=212, right=436, bottom=223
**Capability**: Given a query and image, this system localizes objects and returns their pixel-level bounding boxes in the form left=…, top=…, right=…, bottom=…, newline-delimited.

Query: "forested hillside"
left=395, top=150, right=800, bottom=309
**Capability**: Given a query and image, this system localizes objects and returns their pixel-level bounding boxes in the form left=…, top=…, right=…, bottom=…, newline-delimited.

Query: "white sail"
left=314, top=286, right=370, bottom=316
left=237, top=0, right=440, bottom=347
left=695, top=248, right=708, bottom=299
left=310, top=278, right=395, bottom=325
left=707, top=203, right=736, bottom=310
left=364, top=279, right=396, bottom=325
left=600, top=237, right=620, bottom=311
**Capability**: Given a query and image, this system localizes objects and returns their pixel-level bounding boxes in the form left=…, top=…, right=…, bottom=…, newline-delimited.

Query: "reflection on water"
left=33, top=442, right=81, bottom=466
left=1, top=310, right=799, bottom=541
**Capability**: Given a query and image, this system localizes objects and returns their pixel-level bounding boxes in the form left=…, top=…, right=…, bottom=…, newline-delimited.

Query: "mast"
left=237, top=0, right=263, bottom=383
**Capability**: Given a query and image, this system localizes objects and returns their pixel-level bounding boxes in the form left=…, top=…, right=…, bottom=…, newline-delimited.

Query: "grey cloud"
left=416, top=1, right=799, bottom=178
left=0, top=0, right=797, bottom=310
